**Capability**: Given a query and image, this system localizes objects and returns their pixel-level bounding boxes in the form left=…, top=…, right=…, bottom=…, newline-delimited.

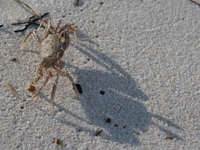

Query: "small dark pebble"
left=20, top=106, right=24, bottom=109
left=100, top=91, right=105, bottom=95
left=106, top=118, right=111, bottom=123
left=114, top=124, right=118, bottom=127
left=95, top=129, right=103, bottom=136
left=165, top=137, right=174, bottom=140
left=0, top=25, right=3, bottom=28
left=100, top=2, right=104, bottom=5
left=75, top=84, right=83, bottom=94
left=10, top=58, right=17, bottom=61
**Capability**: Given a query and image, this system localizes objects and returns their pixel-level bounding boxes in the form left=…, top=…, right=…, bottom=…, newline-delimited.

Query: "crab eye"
left=61, top=32, right=69, bottom=39
left=61, top=32, right=65, bottom=37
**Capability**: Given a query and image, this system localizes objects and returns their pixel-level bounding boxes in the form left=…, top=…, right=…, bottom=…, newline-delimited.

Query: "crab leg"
left=28, top=76, right=49, bottom=100
left=51, top=74, right=59, bottom=103
left=38, top=18, right=52, bottom=39
left=28, top=64, right=43, bottom=88
left=55, top=68, right=80, bottom=96
left=53, top=20, right=62, bottom=34
left=22, top=30, right=41, bottom=44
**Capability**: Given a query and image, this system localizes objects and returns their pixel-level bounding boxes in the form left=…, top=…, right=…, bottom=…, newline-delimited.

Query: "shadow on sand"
left=49, top=36, right=184, bottom=145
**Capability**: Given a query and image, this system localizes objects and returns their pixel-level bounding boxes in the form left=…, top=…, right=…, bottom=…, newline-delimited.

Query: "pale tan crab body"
left=40, top=34, right=67, bottom=59
left=40, top=34, right=69, bottom=68
left=22, top=18, right=80, bottom=101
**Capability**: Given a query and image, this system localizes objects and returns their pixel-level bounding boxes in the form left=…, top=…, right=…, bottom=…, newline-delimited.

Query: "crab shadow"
left=51, top=38, right=183, bottom=145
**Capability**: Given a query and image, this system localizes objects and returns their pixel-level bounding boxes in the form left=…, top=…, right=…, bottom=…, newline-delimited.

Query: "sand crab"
left=22, top=18, right=80, bottom=101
